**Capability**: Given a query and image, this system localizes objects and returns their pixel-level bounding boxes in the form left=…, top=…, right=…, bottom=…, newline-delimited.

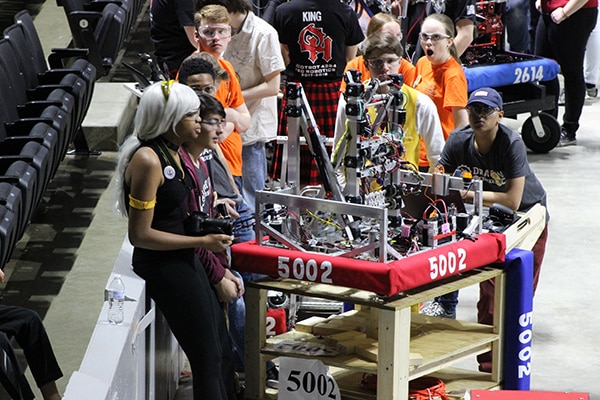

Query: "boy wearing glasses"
left=179, top=53, right=255, bottom=245
left=441, top=88, right=547, bottom=216
left=194, top=5, right=251, bottom=200
left=334, top=32, right=444, bottom=172
left=197, top=0, right=285, bottom=214
left=179, top=56, right=265, bottom=378
left=437, top=88, right=548, bottom=371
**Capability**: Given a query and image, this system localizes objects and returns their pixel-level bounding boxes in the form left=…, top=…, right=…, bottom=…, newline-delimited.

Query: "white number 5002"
left=428, top=248, right=467, bottom=280
left=277, top=256, right=333, bottom=284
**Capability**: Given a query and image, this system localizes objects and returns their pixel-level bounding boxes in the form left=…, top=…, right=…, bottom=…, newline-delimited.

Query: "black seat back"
left=8, top=13, right=97, bottom=131
left=0, top=205, right=19, bottom=269
left=0, top=42, right=72, bottom=160
left=13, top=10, right=97, bottom=87
left=60, top=0, right=127, bottom=74
left=0, top=36, right=81, bottom=136
left=0, top=182, right=24, bottom=243
left=0, top=158, right=39, bottom=239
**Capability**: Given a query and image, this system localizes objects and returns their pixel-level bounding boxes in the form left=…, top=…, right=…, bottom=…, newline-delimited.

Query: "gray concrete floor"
left=1, top=2, right=599, bottom=399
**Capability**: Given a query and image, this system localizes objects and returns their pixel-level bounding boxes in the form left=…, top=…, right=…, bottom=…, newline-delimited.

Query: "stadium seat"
left=0, top=121, right=58, bottom=194
left=0, top=65, right=60, bottom=192
left=13, top=10, right=97, bottom=90
left=4, top=23, right=93, bottom=140
left=0, top=139, right=52, bottom=208
left=59, top=0, right=127, bottom=75
left=0, top=159, right=39, bottom=240
left=0, top=205, right=19, bottom=270
left=0, top=46, right=72, bottom=171
left=0, top=333, right=29, bottom=400
left=12, top=11, right=98, bottom=154
left=0, top=183, right=24, bottom=244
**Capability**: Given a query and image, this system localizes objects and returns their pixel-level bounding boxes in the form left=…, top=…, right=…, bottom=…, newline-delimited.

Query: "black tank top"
left=130, top=138, right=195, bottom=266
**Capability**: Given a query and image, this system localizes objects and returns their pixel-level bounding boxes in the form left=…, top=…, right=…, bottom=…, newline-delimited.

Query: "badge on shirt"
left=164, top=165, right=176, bottom=180
left=433, top=0, right=446, bottom=14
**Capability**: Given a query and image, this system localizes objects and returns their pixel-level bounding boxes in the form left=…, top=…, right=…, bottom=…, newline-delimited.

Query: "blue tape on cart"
left=465, top=57, right=560, bottom=92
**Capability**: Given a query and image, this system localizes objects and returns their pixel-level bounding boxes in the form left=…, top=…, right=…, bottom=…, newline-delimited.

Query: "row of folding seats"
left=0, top=10, right=97, bottom=269
left=58, top=0, right=147, bottom=75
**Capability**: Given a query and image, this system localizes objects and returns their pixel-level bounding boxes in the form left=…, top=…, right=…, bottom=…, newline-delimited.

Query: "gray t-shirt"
left=200, top=149, right=243, bottom=207
left=439, top=124, right=547, bottom=215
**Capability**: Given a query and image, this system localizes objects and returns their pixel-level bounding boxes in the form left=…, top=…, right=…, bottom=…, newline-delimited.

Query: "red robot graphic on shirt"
left=298, top=23, right=333, bottom=63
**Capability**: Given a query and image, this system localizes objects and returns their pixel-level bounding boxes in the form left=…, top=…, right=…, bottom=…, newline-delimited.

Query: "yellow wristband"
left=129, top=194, right=157, bottom=210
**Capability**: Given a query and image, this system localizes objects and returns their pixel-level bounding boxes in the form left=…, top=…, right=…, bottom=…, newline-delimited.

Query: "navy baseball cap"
left=467, top=87, right=503, bottom=110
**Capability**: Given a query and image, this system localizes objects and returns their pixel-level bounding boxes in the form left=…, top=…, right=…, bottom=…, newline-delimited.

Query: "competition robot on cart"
left=349, top=0, right=561, bottom=152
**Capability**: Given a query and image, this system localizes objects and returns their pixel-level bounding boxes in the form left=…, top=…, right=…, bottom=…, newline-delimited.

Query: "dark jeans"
left=506, top=0, right=532, bottom=52
left=535, top=7, right=598, bottom=136
left=232, top=175, right=255, bottom=243
left=135, top=252, right=237, bottom=400
left=435, top=290, right=459, bottom=314
left=234, top=200, right=255, bottom=244
left=529, top=0, right=541, bottom=50
left=228, top=271, right=276, bottom=375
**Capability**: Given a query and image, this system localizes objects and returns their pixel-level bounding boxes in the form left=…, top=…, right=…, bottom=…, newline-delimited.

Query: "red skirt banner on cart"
left=231, top=233, right=505, bottom=297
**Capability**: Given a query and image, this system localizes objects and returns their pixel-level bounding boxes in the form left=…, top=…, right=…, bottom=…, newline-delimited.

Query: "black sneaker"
left=236, top=383, right=246, bottom=400
left=266, top=364, right=279, bottom=389
left=586, top=83, right=598, bottom=98
left=557, top=128, right=576, bottom=147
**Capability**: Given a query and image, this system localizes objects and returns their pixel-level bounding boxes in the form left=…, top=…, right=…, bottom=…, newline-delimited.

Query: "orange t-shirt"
left=340, top=55, right=416, bottom=92
left=215, top=58, right=245, bottom=177
left=414, top=56, right=468, bottom=166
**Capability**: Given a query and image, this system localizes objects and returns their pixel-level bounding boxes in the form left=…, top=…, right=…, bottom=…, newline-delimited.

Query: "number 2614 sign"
left=278, top=357, right=340, bottom=400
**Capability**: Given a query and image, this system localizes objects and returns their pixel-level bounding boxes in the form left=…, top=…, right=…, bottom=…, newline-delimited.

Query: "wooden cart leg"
left=377, top=307, right=411, bottom=400
left=245, top=285, right=267, bottom=400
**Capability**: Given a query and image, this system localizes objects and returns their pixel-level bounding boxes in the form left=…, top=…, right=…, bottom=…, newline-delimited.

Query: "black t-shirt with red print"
left=274, top=0, right=364, bottom=82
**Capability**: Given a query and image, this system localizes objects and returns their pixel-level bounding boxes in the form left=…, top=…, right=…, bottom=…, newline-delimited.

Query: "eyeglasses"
left=419, top=32, right=452, bottom=42
left=197, top=24, right=232, bottom=39
left=190, top=84, right=216, bottom=96
left=161, top=79, right=175, bottom=101
left=367, top=57, right=401, bottom=69
left=466, top=104, right=500, bottom=117
left=183, top=109, right=201, bottom=120
left=201, top=118, right=227, bottom=129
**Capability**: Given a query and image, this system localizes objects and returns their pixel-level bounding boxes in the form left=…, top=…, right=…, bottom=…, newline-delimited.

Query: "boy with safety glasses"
left=438, top=87, right=548, bottom=371
left=193, top=5, right=251, bottom=205
left=334, top=32, right=444, bottom=173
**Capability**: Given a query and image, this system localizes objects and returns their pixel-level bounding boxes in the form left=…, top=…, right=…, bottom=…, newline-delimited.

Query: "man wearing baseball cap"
left=430, top=87, right=549, bottom=370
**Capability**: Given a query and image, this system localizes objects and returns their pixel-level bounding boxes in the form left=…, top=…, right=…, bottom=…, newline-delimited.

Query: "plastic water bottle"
left=107, top=274, right=125, bottom=324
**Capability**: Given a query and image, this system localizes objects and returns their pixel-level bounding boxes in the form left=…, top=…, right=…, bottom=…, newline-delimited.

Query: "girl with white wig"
left=115, top=81, right=237, bottom=400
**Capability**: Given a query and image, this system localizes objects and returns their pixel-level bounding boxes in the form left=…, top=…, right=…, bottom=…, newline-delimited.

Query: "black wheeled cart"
left=462, top=0, right=561, bottom=153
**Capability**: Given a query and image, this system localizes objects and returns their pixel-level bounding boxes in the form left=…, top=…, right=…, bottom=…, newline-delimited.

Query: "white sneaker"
left=421, top=301, right=456, bottom=319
